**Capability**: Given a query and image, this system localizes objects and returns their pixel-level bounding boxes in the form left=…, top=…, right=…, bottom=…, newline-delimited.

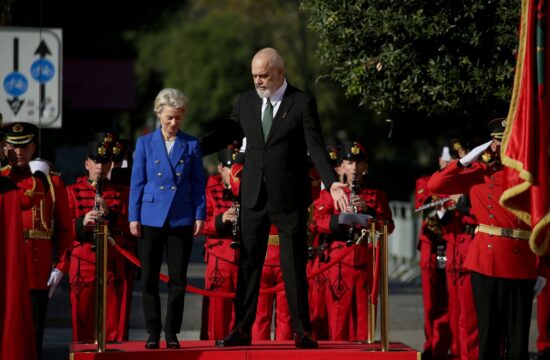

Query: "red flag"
left=500, top=0, right=550, bottom=255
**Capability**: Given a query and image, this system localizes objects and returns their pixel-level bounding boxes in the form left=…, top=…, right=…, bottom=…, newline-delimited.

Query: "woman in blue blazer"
left=129, top=88, right=206, bottom=349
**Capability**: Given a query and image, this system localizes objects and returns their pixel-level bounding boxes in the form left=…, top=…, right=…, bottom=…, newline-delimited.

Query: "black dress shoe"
left=145, top=334, right=160, bottom=349
left=294, top=331, right=318, bottom=349
left=166, top=333, right=180, bottom=349
left=215, top=328, right=252, bottom=347
left=537, top=349, right=550, bottom=360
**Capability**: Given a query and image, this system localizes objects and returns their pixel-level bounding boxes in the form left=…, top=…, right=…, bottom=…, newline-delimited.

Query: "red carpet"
left=70, top=340, right=420, bottom=360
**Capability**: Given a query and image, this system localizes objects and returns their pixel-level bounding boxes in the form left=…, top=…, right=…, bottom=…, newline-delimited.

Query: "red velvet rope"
left=112, top=241, right=359, bottom=299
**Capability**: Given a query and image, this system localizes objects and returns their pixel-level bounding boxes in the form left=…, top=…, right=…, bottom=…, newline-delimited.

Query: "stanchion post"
left=94, top=222, right=108, bottom=352
left=366, top=220, right=377, bottom=343
left=380, top=222, right=390, bottom=351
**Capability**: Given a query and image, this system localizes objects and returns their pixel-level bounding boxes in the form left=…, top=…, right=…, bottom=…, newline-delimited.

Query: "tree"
left=300, top=0, right=520, bottom=119
left=129, top=0, right=343, bottom=136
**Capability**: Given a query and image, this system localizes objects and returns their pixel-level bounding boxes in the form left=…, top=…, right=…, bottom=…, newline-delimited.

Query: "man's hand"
left=193, top=220, right=205, bottom=236
left=330, top=182, right=349, bottom=212
left=47, top=269, right=63, bottom=299
left=534, top=276, right=547, bottom=299
left=130, top=221, right=141, bottom=237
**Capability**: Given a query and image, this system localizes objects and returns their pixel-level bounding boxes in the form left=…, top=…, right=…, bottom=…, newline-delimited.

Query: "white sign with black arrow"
left=0, top=27, right=62, bottom=128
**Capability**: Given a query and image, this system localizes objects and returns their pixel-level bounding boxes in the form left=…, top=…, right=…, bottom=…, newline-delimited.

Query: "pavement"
left=41, top=241, right=543, bottom=359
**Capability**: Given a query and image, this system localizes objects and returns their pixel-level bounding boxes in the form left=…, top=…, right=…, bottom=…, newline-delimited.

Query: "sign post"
left=0, top=27, right=62, bottom=128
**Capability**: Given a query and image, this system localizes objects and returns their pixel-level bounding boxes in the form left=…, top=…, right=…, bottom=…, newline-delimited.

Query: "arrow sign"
left=0, top=28, right=62, bottom=128
left=30, top=39, right=55, bottom=116
left=3, top=37, right=27, bottom=115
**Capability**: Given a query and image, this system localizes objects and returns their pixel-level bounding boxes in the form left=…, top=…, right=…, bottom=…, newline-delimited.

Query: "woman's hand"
left=130, top=221, right=141, bottom=237
left=193, top=220, right=204, bottom=236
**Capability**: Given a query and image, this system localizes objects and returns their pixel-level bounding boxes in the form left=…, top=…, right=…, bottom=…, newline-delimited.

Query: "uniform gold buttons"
left=160, top=186, right=165, bottom=190
left=155, top=160, right=160, bottom=164
left=179, top=159, right=184, bottom=164
left=176, top=173, right=181, bottom=177
left=171, top=186, right=177, bottom=190
left=157, top=172, right=162, bottom=177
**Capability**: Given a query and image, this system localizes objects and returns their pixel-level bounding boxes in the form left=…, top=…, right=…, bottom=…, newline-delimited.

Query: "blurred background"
left=0, top=0, right=521, bottom=201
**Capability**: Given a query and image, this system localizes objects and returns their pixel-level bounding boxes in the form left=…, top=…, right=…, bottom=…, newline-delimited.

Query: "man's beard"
left=255, top=87, right=271, bottom=99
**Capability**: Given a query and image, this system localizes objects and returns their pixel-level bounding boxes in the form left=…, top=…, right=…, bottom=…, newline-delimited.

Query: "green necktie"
left=262, top=98, right=273, bottom=141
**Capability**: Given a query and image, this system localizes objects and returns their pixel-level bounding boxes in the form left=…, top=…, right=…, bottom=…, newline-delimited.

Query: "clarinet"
left=91, top=178, right=104, bottom=252
left=230, top=201, right=241, bottom=249
left=346, top=175, right=360, bottom=246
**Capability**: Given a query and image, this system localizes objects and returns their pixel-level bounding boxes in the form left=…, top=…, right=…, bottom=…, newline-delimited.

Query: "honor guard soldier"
left=415, top=149, right=454, bottom=360
left=0, top=121, right=38, bottom=360
left=446, top=138, right=479, bottom=360
left=307, top=145, right=341, bottom=340
left=109, top=135, right=132, bottom=186
left=201, top=144, right=244, bottom=340
left=428, top=118, right=550, bottom=360
left=1, top=121, right=72, bottom=359
left=60, top=133, right=134, bottom=342
left=313, top=141, right=394, bottom=341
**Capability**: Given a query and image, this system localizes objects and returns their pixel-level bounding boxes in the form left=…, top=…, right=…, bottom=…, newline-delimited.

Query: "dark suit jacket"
left=202, top=84, right=336, bottom=212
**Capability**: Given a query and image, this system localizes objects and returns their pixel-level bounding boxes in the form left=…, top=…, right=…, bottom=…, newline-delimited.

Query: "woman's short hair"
left=154, top=88, right=188, bottom=114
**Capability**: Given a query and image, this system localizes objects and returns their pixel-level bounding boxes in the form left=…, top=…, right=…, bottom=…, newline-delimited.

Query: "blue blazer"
left=129, top=128, right=206, bottom=228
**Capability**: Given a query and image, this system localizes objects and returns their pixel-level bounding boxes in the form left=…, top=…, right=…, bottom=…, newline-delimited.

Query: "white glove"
left=534, top=276, right=547, bottom=298
left=47, top=269, right=63, bottom=299
left=459, top=140, right=492, bottom=167
left=29, top=158, right=51, bottom=175
left=436, top=207, right=447, bottom=219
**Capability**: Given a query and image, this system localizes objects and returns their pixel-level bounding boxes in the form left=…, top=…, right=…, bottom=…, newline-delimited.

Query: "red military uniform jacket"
left=202, top=174, right=239, bottom=264
left=314, top=185, right=394, bottom=266
left=0, top=177, right=37, bottom=360
left=60, top=176, right=131, bottom=270
left=1, top=166, right=72, bottom=289
left=428, top=160, right=549, bottom=279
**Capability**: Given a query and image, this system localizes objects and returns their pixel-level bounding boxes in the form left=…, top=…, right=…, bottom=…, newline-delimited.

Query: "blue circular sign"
left=3, top=72, right=28, bottom=96
left=30, top=59, right=55, bottom=84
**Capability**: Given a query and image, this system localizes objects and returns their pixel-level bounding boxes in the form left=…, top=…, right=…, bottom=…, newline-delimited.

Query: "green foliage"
left=128, top=0, right=339, bottom=136
left=301, top=0, right=520, bottom=117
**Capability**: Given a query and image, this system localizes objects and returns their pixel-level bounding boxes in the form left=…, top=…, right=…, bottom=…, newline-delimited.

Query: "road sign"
left=0, top=27, right=62, bottom=128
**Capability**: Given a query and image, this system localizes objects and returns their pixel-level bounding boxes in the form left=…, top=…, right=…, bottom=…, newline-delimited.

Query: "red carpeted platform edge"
left=70, top=340, right=420, bottom=360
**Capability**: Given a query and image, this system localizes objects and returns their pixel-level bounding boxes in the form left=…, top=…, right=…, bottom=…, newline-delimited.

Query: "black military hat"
left=3, top=121, right=38, bottom=146
left=326, top=145, right=342, bottom=167
left=218, top=145, right=244, bottom=167
left=86, top=132, right=115, bottom=163
left=95, top=132, right=119, bottom=146
left=112, top=138, right=129, bottom=163
left=487, top=117, right=506, bottom=140
left=340, top=141, right=368, bottom=162
left=450, top=137, right=471, bottom=158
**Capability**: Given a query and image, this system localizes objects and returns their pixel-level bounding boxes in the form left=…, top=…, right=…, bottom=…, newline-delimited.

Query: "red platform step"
left=70, top=340, right=420, bottom=360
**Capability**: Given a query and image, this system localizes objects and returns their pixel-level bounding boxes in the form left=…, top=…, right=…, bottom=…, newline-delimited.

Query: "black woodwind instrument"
left=230, top=201, right=240, bottom=249
left=346, top=175, right=360, bottom=246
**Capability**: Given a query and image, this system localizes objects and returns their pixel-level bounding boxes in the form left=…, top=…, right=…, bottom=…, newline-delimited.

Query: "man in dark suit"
left=202, top=47, right=348, bottom=348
